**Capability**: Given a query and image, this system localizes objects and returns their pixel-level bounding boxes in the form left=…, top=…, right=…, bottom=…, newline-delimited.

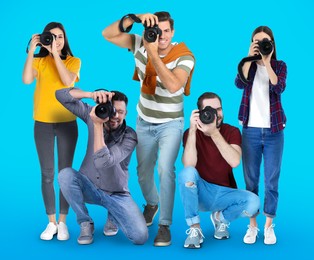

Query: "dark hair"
left=112, top=91, right=128, bottom=106
left=36, top=22, right=74, bottom=58
left=252, top=26, right=277, bottom=60
left=197, top=92, right=222, bottom=110
left=154, top=11, right=174, bottom=30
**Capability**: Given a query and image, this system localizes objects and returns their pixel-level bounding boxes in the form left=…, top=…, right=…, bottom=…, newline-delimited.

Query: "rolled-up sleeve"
left=93, top=129, right=137, bottom=172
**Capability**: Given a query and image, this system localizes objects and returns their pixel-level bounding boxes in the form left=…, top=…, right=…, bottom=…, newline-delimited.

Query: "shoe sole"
left=77, top=239, right=93, bottom=245
left=57, top=235, right=70, bottom=241
left=184, top=244, right=201, bottom=249
left=210, top=213, right=229, bottom=240
left=40, top=232, right=57, bottom=240
left=154, top=241, right=171, bottom=247
left=146, top=208, right=159, bottom=227
left=103, top=230, right=118, bottom=236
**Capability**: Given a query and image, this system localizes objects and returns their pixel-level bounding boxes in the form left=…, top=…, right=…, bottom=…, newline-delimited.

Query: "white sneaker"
left=243, top=225, right=259, bottom=244
left=264, top=224, right=277, bottom=245
left=57, top=222, right=70, bottom=241
left=40, top=222, right=57, bottom=240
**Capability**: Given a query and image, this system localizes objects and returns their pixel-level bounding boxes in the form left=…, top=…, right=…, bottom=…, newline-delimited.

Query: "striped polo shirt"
left=131, top=34, right=195, bottom=123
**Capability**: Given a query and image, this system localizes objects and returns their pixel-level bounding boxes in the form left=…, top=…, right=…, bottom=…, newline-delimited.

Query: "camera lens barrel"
left=40, top=32, right=54, bottom=46
left=258, top=38, right=273, bottom=56
left=199, top=106, right=217, bottom=124
left=95, top=102, right=116, bottom=119
left=144, top=24, right=162, bottom=42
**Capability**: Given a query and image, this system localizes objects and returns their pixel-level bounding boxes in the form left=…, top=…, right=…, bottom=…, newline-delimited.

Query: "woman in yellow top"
left=22, top=22, right=81, bottom=241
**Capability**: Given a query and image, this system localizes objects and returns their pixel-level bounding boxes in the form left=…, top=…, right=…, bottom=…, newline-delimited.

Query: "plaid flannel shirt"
left=235, top=59, right=287, bottom=133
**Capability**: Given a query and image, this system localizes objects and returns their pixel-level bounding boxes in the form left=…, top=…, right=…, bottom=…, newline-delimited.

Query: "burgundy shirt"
left=183, top=123, right=241, bottom=188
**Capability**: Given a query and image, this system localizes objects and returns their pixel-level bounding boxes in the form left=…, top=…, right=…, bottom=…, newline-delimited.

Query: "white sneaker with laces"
left=40, top=222, right=58, bottom=240
left=264, top=224, right=276, bottom=245
left=57, top=222, right=70, bottom=241
left=243, top=225, right=259, bottom=244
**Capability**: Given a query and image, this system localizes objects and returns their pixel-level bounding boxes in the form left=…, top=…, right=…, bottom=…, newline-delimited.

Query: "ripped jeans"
left=178, top=167, right=260, bottom=226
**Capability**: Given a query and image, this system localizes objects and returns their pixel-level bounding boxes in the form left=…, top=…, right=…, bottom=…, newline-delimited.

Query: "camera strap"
left=119, top=14, right=142, bottom=33
left=237, top=55, right=262, bottom=83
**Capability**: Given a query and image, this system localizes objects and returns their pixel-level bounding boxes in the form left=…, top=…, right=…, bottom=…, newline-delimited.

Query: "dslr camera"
left=39, top=32, right=56, bottom=46
left=144, top=23, right=162, bottom=42
left=95, top=99, right=116, bottom=119
left=258, top=38, right=273, bottom=56
left=199, top=106, right=218, bottom=124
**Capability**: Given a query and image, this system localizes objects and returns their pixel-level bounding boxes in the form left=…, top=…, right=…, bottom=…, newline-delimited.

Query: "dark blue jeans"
left=58, top=168, right=148, bottom=245
left=242, top=127, right=284, bottom=218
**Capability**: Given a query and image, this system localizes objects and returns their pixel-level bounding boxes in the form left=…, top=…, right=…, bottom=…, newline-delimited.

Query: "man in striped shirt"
left=103, top=11, right=195, bottom=246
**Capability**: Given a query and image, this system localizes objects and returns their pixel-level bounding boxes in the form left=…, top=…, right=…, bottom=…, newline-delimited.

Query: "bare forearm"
left=22, top=52, right=35, bottom=84
left=69, top=88, right=92, bottom=99
left=265, top=62, right=278, bottom=85
left=53, top=55, right=77, bottom=86
left=150, top=52, right=185, bottom=93
left=211, top=132, right=241, bottom=168
left=182, top=129, right=197, bottom=167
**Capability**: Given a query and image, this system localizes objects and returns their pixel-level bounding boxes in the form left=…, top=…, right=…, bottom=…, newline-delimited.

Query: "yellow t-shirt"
left=32, top=55, right=81, bottom=123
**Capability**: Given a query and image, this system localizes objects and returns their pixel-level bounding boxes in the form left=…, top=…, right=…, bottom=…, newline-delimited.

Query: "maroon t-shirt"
left=183, top=123, right=241, bottom=188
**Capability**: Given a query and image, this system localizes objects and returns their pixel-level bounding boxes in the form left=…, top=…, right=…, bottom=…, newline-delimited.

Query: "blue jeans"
left=242, top=127, right=284, bottom=218
left=58, top=168, right=148, bottom=245
left=136, top=117, right=184, bottom=226
left=179, top=167, right=260, bottom=226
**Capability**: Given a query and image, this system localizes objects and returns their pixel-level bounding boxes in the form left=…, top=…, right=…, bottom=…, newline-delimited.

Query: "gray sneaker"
left=154, top=225, right=171, bottom=246
left=184, top=227, right=205, bottom=249
left=77, top=222, right=94, bottom=245
left=210, top=212, right=230, bottom=239
left=103, top=219, right=118, bottom=236
left=143, top=204, right=158, bottom=226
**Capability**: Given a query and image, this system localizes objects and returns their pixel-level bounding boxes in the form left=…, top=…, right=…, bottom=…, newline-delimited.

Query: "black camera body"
left=199, top=106, right=217, bottom=124
left=39, top=32, right=55, bottom=46
left=144, top=23, right=162, bottom=42
left=258, top=38, right=273, bottom=56
left=95, top=101, right=116, bottom=119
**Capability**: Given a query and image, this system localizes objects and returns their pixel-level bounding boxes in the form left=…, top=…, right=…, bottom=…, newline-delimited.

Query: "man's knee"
left=179, top=166, right=198, bottom=186
left=58, top=167, right=75, bottom=187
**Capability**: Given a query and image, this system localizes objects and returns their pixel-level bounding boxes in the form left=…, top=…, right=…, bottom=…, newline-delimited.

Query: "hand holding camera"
left=92, top=90, right=116, bottom=119
left=249, top=38, right=273, bottom=57
left=26, top=32, right=57, bottom=54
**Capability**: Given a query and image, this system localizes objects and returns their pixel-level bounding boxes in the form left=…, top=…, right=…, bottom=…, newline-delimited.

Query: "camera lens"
left=40, top=32, right=54, bottom=46
left=144, top=24, right=162, bottom=43
left=199, top=106, right=217, bottom=124
left=95, top=102, right=116, bottom=119
left=258, top=38, right=273, bottom=56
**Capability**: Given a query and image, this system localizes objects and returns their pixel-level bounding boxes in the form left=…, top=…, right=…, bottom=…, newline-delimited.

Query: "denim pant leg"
left=209, top=185, right=260, bottom=223
left=179, top=167, right=202, bottom=226
left=99, top=192, right=148, bottom=245
left=136, top=117, right=159, bottom=206
left=157, top=119, right=183, bottom=225
left=58, top=168, right=102, bottom=224
left=263, top=129, right=284, bottom=217
left=136, top=117, right=183, bottom=226
left=242, top=127, right=263, bottom=196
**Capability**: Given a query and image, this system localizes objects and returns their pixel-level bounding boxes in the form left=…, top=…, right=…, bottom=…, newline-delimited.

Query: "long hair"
left=35, top=22, right=74, bottom=58
left=252, top=26, right=277, bottom=60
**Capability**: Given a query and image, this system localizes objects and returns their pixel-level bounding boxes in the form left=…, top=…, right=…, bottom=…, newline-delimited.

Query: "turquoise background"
left=1, top=0, right=313, bottom=259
